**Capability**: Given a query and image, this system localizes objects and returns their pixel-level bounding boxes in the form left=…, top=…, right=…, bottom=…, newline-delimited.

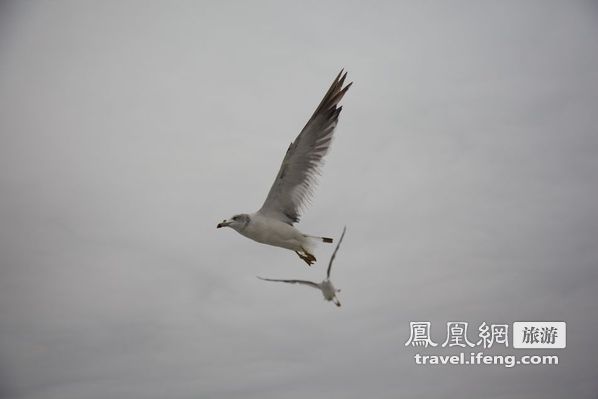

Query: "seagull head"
left=217, top=213, right=250, bottom=231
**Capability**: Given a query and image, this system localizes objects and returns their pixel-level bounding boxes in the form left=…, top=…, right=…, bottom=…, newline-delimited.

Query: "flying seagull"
left=217, top=70, right=352, bottom=265
left=258, top=226, right=347, bottom=307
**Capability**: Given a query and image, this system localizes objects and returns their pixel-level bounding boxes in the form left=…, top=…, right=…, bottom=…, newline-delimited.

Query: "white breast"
left=320, top=280, right=336, bottom=300
left=240, top=213, right=306, bottom=251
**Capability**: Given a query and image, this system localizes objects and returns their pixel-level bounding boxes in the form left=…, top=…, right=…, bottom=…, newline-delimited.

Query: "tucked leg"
left=295, top=251, right=314, bottom=266
left=299, top=247, right=317, bottom=265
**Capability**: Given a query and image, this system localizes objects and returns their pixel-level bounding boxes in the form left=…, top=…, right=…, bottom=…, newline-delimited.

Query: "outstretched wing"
left=327, top=226, right=347, bottom=279
left=258, top=70, right=352, bottom=225
left=257, top=276, right=320, bottom=290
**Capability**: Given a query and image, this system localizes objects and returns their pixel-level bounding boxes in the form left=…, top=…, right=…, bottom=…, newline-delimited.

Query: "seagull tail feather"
left=304, top=235, right=334, bottom=244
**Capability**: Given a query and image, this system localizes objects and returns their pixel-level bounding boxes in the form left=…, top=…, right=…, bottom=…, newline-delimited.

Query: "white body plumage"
left=319, top=280, right=338, bottom=302
left=240, top=212, right=314, bottom=253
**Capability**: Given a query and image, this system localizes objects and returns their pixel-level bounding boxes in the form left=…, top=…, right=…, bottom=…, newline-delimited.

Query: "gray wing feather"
left=258, top=70, right=352, bottom=225
left=327, top=226, right=347, bottom=279
left=257, top=276, right=320, bottom=290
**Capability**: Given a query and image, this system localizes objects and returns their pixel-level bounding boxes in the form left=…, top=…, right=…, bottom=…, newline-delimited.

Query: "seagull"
left=258, top=226, right=347, bottom=307
left=217, top=70, right=352, bottom=265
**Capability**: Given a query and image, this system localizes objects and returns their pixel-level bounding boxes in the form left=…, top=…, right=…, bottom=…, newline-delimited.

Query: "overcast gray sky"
left=1, top=1, right=597, bottom=398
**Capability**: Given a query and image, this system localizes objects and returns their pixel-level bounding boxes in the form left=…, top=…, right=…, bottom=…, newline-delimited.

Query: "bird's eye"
left=232, top=216, right=238, bottom=221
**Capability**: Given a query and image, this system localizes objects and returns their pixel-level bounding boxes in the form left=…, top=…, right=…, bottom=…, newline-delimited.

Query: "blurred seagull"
left=217, top=71, right=352, bottom=265
left=258, top=226, right=347, bottom=307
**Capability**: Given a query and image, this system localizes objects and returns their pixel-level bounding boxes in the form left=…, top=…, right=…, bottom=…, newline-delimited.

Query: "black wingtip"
left=335, top=69, right=350, bottom=87
left=339, top=68, right=351, bottom=82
